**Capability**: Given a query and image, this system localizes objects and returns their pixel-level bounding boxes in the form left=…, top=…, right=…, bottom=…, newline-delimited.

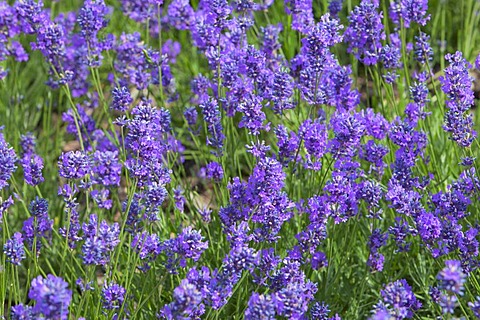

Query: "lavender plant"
left=0, top=0, right=480, bottom=319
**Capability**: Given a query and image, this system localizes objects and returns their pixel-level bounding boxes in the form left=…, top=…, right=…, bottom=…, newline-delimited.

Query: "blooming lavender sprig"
left=31, top=20, right=69, bottom=83
left=58, top=151, right=91, bottom=180
left=163, top=227, right=208, bottom=272
left=92, top=150, right=122, bottom=186
left=414, top=32, right=433, bottom=64
left=81, top=214, right=120, bottom=265
left=167, top=0, right=195, bottom=30
left=344, top=0, right=385, bottom=65
left=58, top=184, right=83, bottom=248
left=329, top=0, right=343, bottom=16
left=4, top=232, right=26, bottom=266
left=160, top=278, right=204, bottom=319
left=0, top=129, right=17, bottom=190
left=22, top=197, right=53, bottom=252
left=390, top=0, right=430, bottom=28
left=29, top=274, right=72, bottom=320
left=0, top=2, right=28, bottom=78
left=437, top=260, right=466, bottom=295
left=0, top=196, right=14, bottom=222
left=285, top=0, right=314, bottom=33
left=209, top=244, right=258, bottom=309
left=430, top=260, right=466, bottom=314
left=119, top=0, right=157, bottom=23
left=367, top=229, right=388, bottom=272
left=102, top=282, right=126, bottom=312
left=439, top=51, right=477, bottom=147
left=469, top=296, right=480, bottom=318
left=20, top=132, right=36, bottom=156
left=21, top=154, right=44, bottom=186
left=299, top=119, right=328, bottom=170
left=111, top=86, right=133, bottom=112
left=373, top=279, right=422, bottom=319
left=77, top=0, right=111, bottom=66
left=244, top=293, right=276, bottom=319
left=200, top=161, right=224, bottom=181
left=131, top=231, right=162, bottom=270
left=199, top=97, right=225, bottom=156
left=10, top=303, right=34, bottom=320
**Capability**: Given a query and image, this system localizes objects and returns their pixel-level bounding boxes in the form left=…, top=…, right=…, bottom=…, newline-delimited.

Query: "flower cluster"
left=0, top=0, right=479, bottom=319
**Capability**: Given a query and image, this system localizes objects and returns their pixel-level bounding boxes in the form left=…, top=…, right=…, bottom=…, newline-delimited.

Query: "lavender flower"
left=299, top=119, right=328, bottom=170
left=273, top=278, right=317, bottom=319
left=390, top=0, right=430, bottom=28
left=311, top=251, right=328, bottom=270
left=360, top=141, right=389, bottom=176
left=92, top=150, right=122, bottom=186
left=270, top=70, right=295, bottom=113
left=163, top=227, right=209, bottom=272
left=199, top=97, right=225, bottom=155
left=380, top=44, right=401, bottom=83
left=78, top=0, right=109, bottom=40
left=329, top=0, right=343, bottom=16
left=414, top=32, right=433, bottom=64
left=184, top=107, right=198, bottom=128
left=209, top=244, right=257, bottom=309
left=361, top=108, right=390, bottom=140
left=328, top=111, right=365, bottom=158
left=344, top=0, right=385, bottom=65
left=21, top=154, right=44, bottom=186
left=11, top=304, right=34, bottom=320
left=160, top=279, right=204, bottom=319
left=102, top=282, right=126, bottom=311
left=132, top=231, right=162, bottom=270
left=469, top=296, right=480, bottom=318
left=29, top=274, right=72, bottom=320
left=437, top=260, right=466, bottom=295
left=58, top=151, right=91, bottom=180
left=260, top=24, right=283, bottom=58
left=22, top=197, right=53, bottom=251
left=16, top=0, right=45, bottom=31
left=275, top=125, right=299, bottom=166
left=416, top=212, right=441, bottom=242
left=0, top=196, right=14, bottom=221
left=285, top=0, right=314, bottom=33
left=82, top=214, right=120, bottom=265
left=236, top=93, right=270, bottom=135
left=174, top=186, right=186, bottom=213
left=77, top=0, right=110, bottom=66
left=167, top=0, right=195, bottom=30
left=0, top=130, right=17, bottom=190
left=438, top=292, right=457, bottom=314
left=4, top=232, right=26, bottom=266
left=20, top=133, right=36, bottom=156
left=244, top=293, right=276, bottom=320
left=376, top=279, right=421, bottom=319
left=367, top=229, right=388, bottom=272
left=380, top=44, right=401, bottom=70
left=32, top=21, right=67, bottom=78
left=201, top=161, right=224, bottom=181
left=440, top=51, right=476, bottom=147
left=309, top=301, right=332, bottom=319
left=111, top=86, right=133, bottom=112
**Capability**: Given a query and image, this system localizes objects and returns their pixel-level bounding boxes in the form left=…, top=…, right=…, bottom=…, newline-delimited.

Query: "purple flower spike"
left=4, top=232, right=26, bottom=266
left=29, top=274, right=72, bottom=320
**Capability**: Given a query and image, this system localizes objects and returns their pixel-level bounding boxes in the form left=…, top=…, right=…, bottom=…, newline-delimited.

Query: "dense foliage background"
left=0, top=0, right=480, bottom=319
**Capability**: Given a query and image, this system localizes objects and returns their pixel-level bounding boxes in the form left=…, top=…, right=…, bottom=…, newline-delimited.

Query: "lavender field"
left=0, top=0, right=480, bottom=319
